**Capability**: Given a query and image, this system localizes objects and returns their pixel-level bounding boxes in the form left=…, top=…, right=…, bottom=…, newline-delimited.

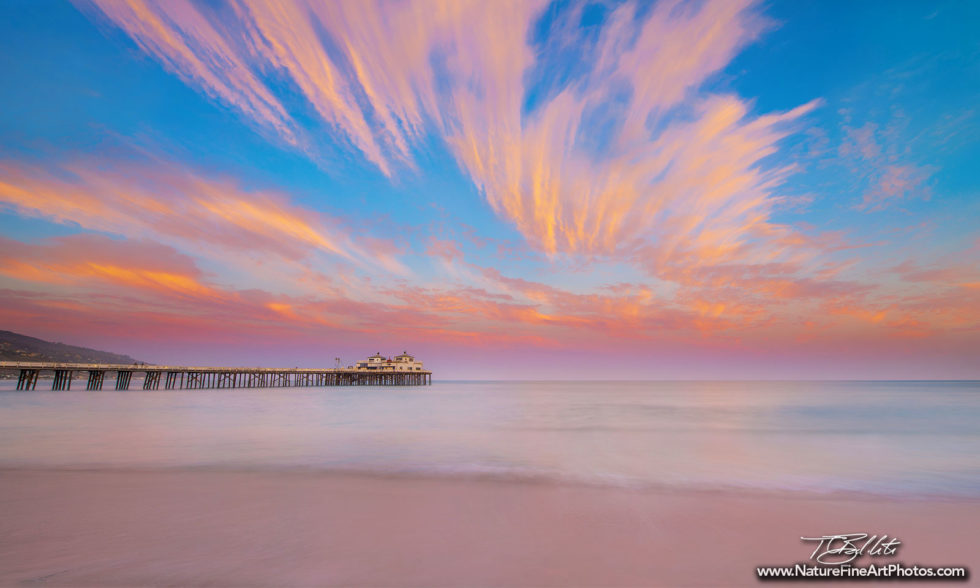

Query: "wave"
left=2, top=459, right=978, bottom=501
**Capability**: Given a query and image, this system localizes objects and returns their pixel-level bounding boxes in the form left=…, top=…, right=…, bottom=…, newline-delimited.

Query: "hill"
left=0, top=330, right=143, bottom=365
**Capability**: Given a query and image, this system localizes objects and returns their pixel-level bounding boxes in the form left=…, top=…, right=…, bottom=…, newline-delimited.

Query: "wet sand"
left=0, top=469, right=976, bottom=586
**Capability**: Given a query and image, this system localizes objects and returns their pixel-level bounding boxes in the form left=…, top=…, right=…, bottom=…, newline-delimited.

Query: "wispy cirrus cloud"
left=857, top=164, right=933, bottom=211
left=0, top=233, right=433, bottom=342
left=78, top=0, right=299, bottom=145
left=1, top=228, right=975, bottom=374
left=0, top=157, right=407, bottom=275
left=81, top=0, right=821, bottom=271
left=0, top=234, right=224, bottom=304
left=834, top=82, right=940, bottom=212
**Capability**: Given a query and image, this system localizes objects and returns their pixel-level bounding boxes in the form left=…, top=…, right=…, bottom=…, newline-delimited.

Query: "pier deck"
left=0, top=362, right=431, bottom=391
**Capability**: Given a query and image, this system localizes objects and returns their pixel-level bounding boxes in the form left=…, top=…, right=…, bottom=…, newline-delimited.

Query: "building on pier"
left=355, top=351, right=425, bottom=372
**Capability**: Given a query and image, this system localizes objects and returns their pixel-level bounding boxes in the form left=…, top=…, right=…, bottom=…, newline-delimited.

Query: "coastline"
left=2, top=468, right=976, bottom=586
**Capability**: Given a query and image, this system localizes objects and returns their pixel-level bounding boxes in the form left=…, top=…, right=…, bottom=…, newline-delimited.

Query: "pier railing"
left=0, top=362, right=432, bottom=391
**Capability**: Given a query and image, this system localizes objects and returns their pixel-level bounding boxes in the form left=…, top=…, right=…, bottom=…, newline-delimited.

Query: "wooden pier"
left=1, top=362, right=432, bottom=391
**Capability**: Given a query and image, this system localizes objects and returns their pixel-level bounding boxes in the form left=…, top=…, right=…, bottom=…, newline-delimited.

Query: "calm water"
left=0, top=380, right=977, bottom=497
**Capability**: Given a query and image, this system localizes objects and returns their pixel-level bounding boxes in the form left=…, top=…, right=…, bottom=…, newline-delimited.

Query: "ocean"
left=0, top=380, right=977, bottom=497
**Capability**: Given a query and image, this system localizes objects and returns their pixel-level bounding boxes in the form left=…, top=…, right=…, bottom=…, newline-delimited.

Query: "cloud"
left=3, top=0, right=966, bottom=375
left=856, top=164, right=933, bottom=211
left=0, top=157, right=407, bottom=275
left=78, top=0, right=299, bottom=145
left=81, top=0, right=821, bottom=270
left=1, top=228, right=976, bottom=370
left=0, top=234, right=564, bottom=352
left=835, top=95, right=938, bottom=212
left=0, top=233, right=427, bottom=341
left=0, top=232, right=241, bottom=297
left=839, top=122, right=881, bottom=160
left=891, top=260, right=979, bottom=285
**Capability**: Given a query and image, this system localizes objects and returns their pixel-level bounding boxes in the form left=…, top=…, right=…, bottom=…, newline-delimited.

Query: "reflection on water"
left=0, top=380, right=977, bottom=496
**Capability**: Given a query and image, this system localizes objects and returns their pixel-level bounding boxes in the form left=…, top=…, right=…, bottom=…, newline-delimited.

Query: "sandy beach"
left=0, top=469, right=975, bottom=586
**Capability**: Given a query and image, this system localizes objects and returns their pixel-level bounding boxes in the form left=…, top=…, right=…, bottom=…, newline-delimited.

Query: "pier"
left=1, top=362, right=432, bottom=391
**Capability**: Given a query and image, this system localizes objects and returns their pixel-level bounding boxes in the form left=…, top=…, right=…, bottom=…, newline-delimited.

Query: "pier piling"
left=143, top=371, right=161, bottom=390
left=3, top=361, right=432, bottom=391
left=86, top=370, right=105, bottom=390
left=115, top=371, right=132, bottom=391
left=16, top=369, right=39, bottom=390
left=52, top=370, right=73, bottom=391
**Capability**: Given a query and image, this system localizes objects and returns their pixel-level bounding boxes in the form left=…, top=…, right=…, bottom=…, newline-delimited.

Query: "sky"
left=0, top=0, right=977, bottom=379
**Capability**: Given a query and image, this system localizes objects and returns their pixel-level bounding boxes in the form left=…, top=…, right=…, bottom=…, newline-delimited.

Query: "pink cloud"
left=836, top=110, right=936, bottom=212
left=80, top=0, right=823, bottom=275
left=1, top=230, right=976, bottom=374
left=839, top=122, right=881, bottom=161
left=857, top=164, right=933, bottom=211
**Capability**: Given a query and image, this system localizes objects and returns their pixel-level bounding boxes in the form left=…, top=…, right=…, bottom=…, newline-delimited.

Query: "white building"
left=355, top=351, right=424, bottom=372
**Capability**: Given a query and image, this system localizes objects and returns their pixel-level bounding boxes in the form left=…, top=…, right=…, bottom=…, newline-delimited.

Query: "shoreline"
left=2, top=469, right=977, bottom=586
left=2, top=465, right=978, bottom=503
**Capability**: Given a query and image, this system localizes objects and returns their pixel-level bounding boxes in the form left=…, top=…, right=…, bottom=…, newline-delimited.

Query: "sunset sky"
left=0, top=0, right=977, bottom=379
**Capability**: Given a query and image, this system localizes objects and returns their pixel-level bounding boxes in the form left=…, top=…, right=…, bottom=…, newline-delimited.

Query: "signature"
left=800, top=533, right=901, bottom=565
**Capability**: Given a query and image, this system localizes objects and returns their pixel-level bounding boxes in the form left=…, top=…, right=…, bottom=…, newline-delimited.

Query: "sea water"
left=0, top=380, right=977, bottom=497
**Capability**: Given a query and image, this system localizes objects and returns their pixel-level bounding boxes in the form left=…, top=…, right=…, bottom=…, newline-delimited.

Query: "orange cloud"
left=0, top=235, right=220, bottom=302
left=0, top=158, right=406, bottom=275
left=1, top=231, right=976, bottom=369
left=80, top=0, right=822, bottom=276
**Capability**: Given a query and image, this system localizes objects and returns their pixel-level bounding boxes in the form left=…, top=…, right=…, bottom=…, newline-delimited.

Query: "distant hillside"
left=0, top=330, right=143, bottom=365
